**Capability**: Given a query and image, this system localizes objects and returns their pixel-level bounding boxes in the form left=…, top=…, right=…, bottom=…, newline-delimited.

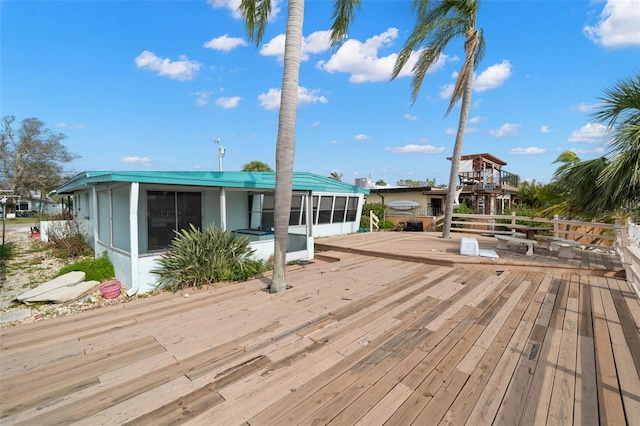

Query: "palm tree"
left=239, top=0, right=361, bottom=293
left=329, top=171, right=342, bottom=181
left=391, top=0, right=485, bottom=239
left=552, top=72, right=639, bottom=220
left=590, top=72, right=640, bottom=217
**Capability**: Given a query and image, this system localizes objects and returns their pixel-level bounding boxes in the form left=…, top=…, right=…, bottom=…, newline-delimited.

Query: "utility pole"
left=214, top=138, right=225, bottom=172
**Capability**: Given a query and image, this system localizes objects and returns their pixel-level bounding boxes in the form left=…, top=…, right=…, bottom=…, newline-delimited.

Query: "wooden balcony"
left=1, top=232, right=638, bottom=425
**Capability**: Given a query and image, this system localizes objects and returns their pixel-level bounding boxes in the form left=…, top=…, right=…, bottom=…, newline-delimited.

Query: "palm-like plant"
left=329, top=171, right=343, bottom=181
left=592, top=72, right=640, bottom=216
left=391, top=0, right=485, bottom=239
left=552, top=72, right=640, bottom=220
left=239, top=0, right=361, bottom=293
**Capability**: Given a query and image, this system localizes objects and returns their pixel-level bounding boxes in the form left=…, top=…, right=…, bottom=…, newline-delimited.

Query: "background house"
left=50, top=171, right=369, bottom=294
left=357, top=153, right=521, bottom=230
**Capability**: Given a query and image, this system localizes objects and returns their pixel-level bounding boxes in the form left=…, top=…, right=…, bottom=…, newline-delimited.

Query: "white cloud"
left=215, top=96, right=242, bottom=109
left=135, top=51, right=201, bottom=81
left=474, top=60, right=512, bottom=92
left=317, top=28, right=451, bottom=83
left=257, top=86, right=328, bottom=110
left=439, top=84, right=454, bottom=99
left=404, top=113, right=418, bottom=120
left=385, top=144, right=446, bottom=154
left=572, top=102, right=598, bottom=112
left=571, top=146, right=607, bottom=155
left=354, top=134, right=371, bottom=141
left=310, top=121, right=321, bottom=127
left=194, top=91, right=213, bottom=106
left=568, top=122, right=610, bottom=143
left=510, top=147, right=547, bottom=155
left=208, top=0, right=282, bottom=20
left=469, top=115, right=486, bottom=124
left=203, top=34, right=247, bottom=52
left=121, top=156, right=152, bottom=165
left=583, top=0, right=640, bottom=47
left=489, top=123, right=521, bottom=137
left=56, top=123, right=84, bottom=129
left=260, top=30, right=332, bottom=62
left=540, top=125, right=551, bottom=133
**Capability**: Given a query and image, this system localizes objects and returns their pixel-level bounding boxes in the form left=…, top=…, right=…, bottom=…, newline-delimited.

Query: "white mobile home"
left=51, top=171, right=369, bottom=294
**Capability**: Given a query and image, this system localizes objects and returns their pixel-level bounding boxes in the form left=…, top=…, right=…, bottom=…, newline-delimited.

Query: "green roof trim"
left=53, top=171, right=369, bottom=195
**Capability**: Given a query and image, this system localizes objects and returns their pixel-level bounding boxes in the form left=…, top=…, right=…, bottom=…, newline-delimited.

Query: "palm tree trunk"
left=270, top=0, right=304, bottom=293
left=442, top=60, right=474, bottom=239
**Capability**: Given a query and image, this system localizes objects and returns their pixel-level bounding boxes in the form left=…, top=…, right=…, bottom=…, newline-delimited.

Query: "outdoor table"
left=504, top=224, right=553, bottom=240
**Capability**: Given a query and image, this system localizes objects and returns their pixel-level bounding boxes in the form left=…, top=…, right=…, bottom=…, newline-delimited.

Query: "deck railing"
left=433, top=213, right=640, bottom=296
left=433, top=212, right=617, bottom=251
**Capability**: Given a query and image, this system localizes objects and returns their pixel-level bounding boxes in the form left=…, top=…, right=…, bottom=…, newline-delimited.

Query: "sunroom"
left=50, top=171, right=369, bottom=294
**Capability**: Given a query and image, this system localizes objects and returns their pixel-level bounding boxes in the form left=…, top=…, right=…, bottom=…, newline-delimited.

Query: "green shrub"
left=151, top=223, right=269, bottom=292
left=57, top=252, right=114, bottom=282
left=379, top=219, right=395, bottom=230
left=360, top=203, right=387, bottom=228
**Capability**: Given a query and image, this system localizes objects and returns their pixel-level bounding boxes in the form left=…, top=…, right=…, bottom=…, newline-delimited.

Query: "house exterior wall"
left=62, top=183, right=365, bottom=294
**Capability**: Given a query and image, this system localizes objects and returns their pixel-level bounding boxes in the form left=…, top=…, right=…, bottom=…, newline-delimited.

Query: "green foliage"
left=241, top=161, right=273, bottom=172
left=0, top=244, right=12, bottom=261
left=379, top=219, right=394, bottom=230
left=375, top=179, right=387, bottom=186
left=46, top=218, right=93, bottom=258
left=453, top=203, right=473, bottom=214
left=360, top=203, right=387, bottom=228
left=396, top=178, right=436, bottom=188
left=151, top=223, right=269, bottom=292
left=329, top=171, right=342, bottom=181
left=57, top=252, right=114, bottom=282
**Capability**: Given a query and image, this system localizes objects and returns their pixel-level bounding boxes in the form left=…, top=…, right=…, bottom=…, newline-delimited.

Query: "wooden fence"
left=433, top=213, right=640, bottom=297
left=433, top=212, right=616, bottom=251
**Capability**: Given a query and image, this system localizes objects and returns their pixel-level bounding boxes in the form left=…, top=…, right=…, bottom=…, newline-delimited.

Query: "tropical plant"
left=151, top=223, right=268, bottom=292
left=551, top=72, right=639, bottom=220
left=329, top=171, right=342, bottom=181
left=391, top=0, right=485, bottom=239
left=239, top=0, right=361, bottom=293
left=241, top=160, right=273, bottom=172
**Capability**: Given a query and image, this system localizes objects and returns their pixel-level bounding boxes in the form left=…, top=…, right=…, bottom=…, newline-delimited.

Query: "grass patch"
left=57, top=253, right=114, bottom=282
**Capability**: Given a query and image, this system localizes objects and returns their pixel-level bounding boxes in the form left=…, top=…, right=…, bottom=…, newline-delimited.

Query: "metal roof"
left=52, top=171, right=369, bottom=195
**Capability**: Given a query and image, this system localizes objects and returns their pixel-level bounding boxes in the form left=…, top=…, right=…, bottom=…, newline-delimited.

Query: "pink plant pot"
left=100, top=280, right=121, bottom=299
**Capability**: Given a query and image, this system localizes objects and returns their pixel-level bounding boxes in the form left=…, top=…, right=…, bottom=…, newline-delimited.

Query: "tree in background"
left=241, top=160, right=273, bottom=172
left=391, top=0, right=484, bottom=239
left=396, top=178, right=437, bottom=187
left=551, top=72, right=639, bottom=220
left=239, top=0, right=361, bottom=293
left=0, top=116, right=77, bottom=208
left=375, top=179, right=387, bottom=186
left=329, top=171, right=342, bottom=181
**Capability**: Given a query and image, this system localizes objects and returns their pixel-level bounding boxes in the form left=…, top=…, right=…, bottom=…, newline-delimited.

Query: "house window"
left=317, top=196, right=333, bottom=224
left=249, top=193, right=274, bottom=230
left=345, top=197, right=359, bottom=222
left=289, top=194, right=305, bottom=226
left=332, top=196, right=347, bottom=223
left=147, top=191, right=201, bottom=251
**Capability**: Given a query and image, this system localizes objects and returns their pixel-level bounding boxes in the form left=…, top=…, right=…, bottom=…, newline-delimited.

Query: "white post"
left=128, top=182, right=139, bottom=296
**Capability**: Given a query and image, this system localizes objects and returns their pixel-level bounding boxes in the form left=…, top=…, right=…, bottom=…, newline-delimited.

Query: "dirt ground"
left=0, top=226, right=136, bottom=328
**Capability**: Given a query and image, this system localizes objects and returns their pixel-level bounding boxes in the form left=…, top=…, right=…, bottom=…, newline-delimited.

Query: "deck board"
left=0, top=231, right=636, bottom=425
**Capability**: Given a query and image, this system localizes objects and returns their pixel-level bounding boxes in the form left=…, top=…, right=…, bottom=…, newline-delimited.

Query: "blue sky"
left=2, top=0, right=639, bottom=187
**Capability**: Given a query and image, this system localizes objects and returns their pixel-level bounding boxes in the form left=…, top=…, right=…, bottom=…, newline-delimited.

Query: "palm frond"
left=239, top=0, right=272, bottom=45
left=330, top=0, right=362, bottom=47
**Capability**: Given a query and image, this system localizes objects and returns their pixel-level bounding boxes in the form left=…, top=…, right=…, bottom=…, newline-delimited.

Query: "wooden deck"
left=1, top=232, right=638, bottom=425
